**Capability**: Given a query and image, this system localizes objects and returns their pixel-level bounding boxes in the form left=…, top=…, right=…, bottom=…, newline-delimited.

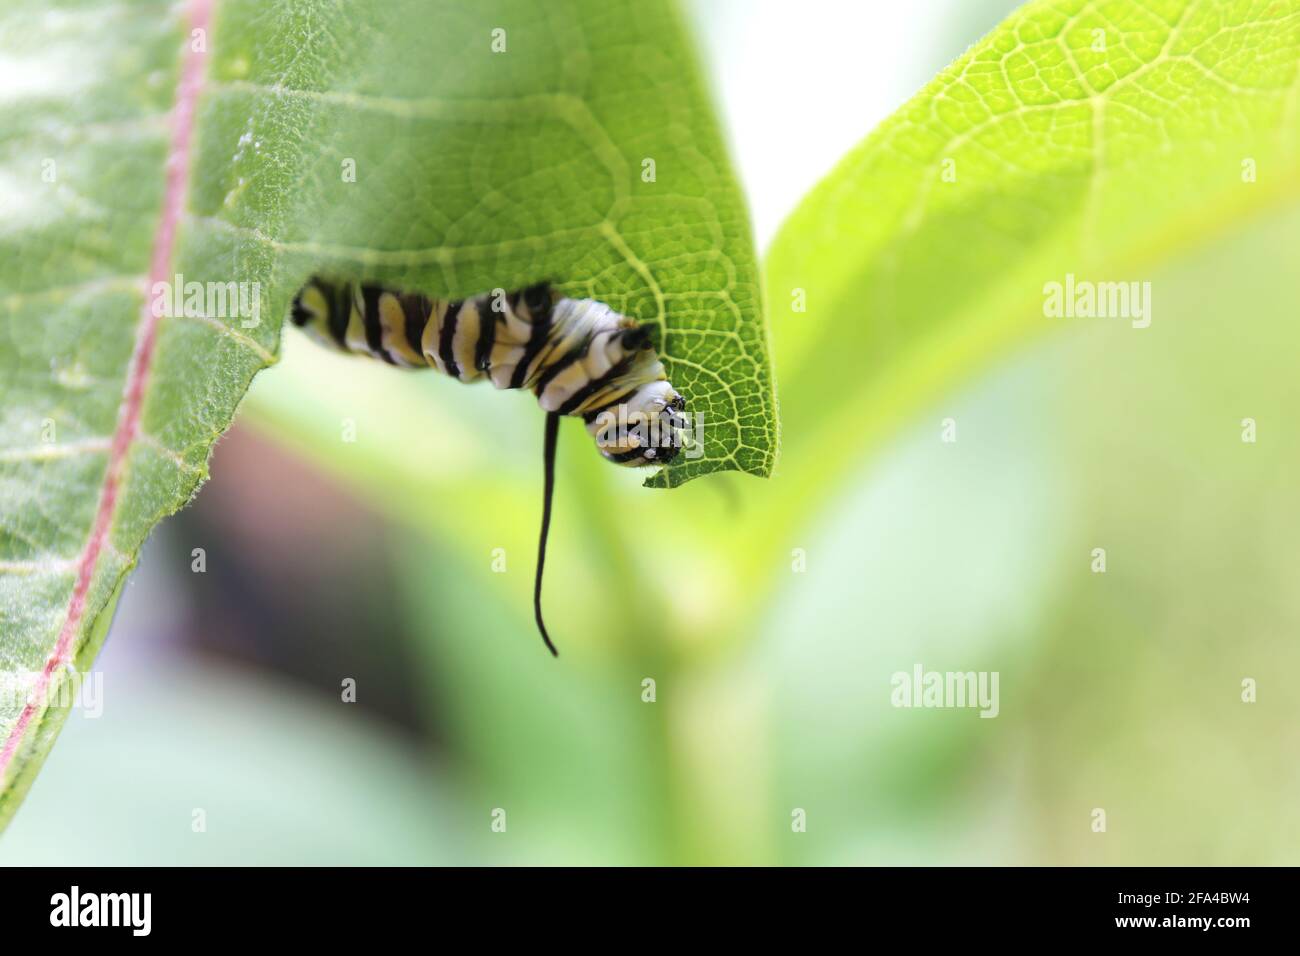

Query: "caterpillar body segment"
left=291, top=278, right=688, bottom=466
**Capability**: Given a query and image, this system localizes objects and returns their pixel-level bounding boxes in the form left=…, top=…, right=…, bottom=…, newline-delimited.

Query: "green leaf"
left=758, top=202, right=1300, bottom=865
left=0, top=0, right=769, bottom=831
left=766, top=0, right=1300, bottom=507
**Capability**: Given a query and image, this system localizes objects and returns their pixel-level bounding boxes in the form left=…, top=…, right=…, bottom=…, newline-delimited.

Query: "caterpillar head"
left=588, top=380, right=688, bottom=467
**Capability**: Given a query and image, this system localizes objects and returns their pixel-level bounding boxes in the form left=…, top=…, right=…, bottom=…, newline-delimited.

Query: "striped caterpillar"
left=290, top=278, right=689, bottom=655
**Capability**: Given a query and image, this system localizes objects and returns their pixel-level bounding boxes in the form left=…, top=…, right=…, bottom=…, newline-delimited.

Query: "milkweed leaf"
left=0, top=0, right=770, bottom=831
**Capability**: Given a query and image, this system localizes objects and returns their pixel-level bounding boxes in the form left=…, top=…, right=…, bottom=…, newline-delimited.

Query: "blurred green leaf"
left=766, top=0, right=1300, bottom=516
left=747, top=0, right=1300, bottom=862
left=759, top=202, right=1300, bottom=865
left=0, top=0, right=770, bottom=831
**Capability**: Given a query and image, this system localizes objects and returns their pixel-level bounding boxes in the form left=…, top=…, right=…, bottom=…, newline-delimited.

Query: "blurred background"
left=6, top=0, right=1299, bottom=865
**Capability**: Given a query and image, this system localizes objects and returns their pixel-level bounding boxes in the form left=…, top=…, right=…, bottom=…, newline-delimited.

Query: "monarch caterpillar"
left=289, top=277, right=689, bottom=656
